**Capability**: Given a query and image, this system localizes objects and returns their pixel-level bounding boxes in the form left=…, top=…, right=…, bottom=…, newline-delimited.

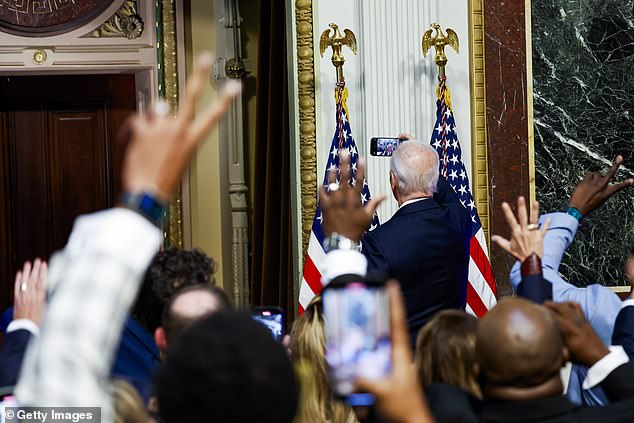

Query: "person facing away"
left=154, top=283, right=232, bottom=355
left=156, top=312, right=298, bottom=423
left=474, top=298, right=634, bottom=422
left=111, top=247, right=219, bottom=399
left=361, top=140, right=472, bottom=345
left=289, top=296, right=358, bottom=423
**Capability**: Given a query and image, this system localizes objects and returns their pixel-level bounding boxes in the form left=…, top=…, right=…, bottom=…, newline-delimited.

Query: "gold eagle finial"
left=320, top=23, right=357, bottom=82
left=422, top=23, right=459, bottom=77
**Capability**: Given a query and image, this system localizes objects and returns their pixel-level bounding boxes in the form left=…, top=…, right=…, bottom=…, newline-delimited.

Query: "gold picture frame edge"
left=294, top=0, right=319, bottom=257
left=163, top=0, right=183, bottom=248
left=294, top=0, right=492, bottom=250
left=469, top=0, right=491, bottom=247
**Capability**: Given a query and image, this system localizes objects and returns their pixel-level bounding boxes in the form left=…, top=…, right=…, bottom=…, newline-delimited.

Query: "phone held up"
left=251, top=306, right=284, bottom=343
left=322, top=277, right=391, bottom=406
left=369, top=137, right=406, bottom=157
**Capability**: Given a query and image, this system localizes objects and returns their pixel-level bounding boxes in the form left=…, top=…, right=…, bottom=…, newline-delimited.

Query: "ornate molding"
left=295, top=0, right=318, bottom=256
left=85, top=0, right=144, bottom=39
left=469, top=0, right=491, bottom=245
left=162, top=0, right=183, bottom=248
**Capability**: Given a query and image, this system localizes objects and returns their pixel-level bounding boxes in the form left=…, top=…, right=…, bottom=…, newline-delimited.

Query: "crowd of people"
left=1, top=51, right=634, bottom=422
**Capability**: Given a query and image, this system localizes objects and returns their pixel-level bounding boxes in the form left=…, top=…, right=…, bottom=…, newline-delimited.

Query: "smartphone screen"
left=370, top=137, right=403, bottom=156
left=252, top=307, right=284, bottom=342
left=322, top=281, right=391, bottom=401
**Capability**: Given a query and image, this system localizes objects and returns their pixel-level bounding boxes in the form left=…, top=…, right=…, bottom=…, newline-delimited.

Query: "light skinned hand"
left=544, top=301, right=609, bottom=367
left=122, top=52, right=242, bottom=202
left=568, top=155, right=634, bottom=216
left=355, top=281, right=433, bottom=423
left=319, top=150, right=385, bottom=241
left=13, top=259, right=48, bottom=325
left=492, top=196, right=551, bottom=262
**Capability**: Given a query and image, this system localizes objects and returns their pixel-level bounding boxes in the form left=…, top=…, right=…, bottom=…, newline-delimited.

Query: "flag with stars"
left=431, top=76, right=497, bottom=317
left=298, top=82, right=380, bottom=314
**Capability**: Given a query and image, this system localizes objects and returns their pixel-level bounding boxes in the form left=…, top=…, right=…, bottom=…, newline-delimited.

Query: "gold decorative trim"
left=468, top=0, right=491, bottom=245
left=163, top=0, right=183, bottom=248
left=85, top=0, right=144, bottom=39
left=295, top=0, right=318, bottom=255
left=525, top=0, right=536, bottom=206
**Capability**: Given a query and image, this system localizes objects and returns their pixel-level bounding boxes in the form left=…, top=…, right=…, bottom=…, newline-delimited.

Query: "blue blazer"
left=0, top=328, right=32, bottom=388
left=361, top=177, right=472, bottom=344
left=612, top=303, right=634, bottom=360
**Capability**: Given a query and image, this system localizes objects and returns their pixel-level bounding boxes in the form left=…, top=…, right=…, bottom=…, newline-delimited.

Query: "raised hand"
left=544, top=301, right=609, bottom=367
left=319, top=151, right=385, bottom=241
left=122, top=52, right=242, bottom=202
left=568, top=155, right=634, bottom=217
left=14, top=259, right=48, bottom=325
left=355, top=281, right=433, bottom=423
left=492, top=196, right=551, bottom=262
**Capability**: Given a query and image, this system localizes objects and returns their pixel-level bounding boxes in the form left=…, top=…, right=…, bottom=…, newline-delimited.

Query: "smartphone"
left=322, top=279, right=391, bottom=405
left=252, top=307, right=284, bottom=342
left=370, top=137, right=404, bottom=156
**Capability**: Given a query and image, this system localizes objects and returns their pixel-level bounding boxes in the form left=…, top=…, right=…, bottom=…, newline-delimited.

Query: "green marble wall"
left=532, top=1, right=634, bottom=286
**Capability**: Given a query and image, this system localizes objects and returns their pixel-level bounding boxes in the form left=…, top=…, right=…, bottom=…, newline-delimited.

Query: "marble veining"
left=532, top=1, right=634, bottom=287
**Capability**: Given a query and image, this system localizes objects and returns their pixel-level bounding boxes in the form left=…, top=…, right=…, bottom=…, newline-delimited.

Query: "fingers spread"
left=491, top=235, right=512, bottom=254
left=501, top=202, right=519, bottom=231
left=517, top=196, right=528, bottom=227
left=180, top=52, right=215, bottom=121
left=604, top=155, right=623, bottom=182
left=189, top=79, right=242, bottom=145
left=531, top=200, right=540, bottom=225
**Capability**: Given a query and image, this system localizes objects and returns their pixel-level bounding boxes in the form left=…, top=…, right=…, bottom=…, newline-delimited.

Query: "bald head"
left=476, top=298, right=567, bottom=400
left=390, top=141, right=439, bottom=205
left=161, top=284, right=231, bottom=345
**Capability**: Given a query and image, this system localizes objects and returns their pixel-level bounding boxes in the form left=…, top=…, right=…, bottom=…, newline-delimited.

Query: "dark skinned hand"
left=319, top=150, right=385, bottom=241
left=544, top=301, right=609, bottom=367
left=568, top=155, right=634, bottom=216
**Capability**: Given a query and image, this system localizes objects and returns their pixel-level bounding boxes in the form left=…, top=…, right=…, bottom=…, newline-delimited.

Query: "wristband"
left=521, top=253, right=542, bottom=277
left=565, top=207, right=583, bottom=222
left=120, top=192, right=166, bottom=227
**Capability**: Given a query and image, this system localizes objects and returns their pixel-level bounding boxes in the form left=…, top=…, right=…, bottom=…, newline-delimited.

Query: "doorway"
left=0, top=74, right=136, bottom=311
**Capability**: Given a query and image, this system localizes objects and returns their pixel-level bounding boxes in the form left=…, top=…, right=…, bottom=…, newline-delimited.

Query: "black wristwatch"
left=120, top=191, right=166, bottom=227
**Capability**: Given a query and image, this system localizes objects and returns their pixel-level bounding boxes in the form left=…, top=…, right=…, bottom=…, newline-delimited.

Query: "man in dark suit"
left=361, top=140, right=471, bottom=343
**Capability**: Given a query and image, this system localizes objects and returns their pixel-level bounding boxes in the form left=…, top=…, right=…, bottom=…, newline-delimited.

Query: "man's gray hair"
left=390, top=140, right=440, bottom=195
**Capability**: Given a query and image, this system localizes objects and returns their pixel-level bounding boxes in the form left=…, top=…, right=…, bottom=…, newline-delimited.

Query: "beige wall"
left=183, top=0, right=260, bottom=291
left=184, top=1, right=228, bottom=289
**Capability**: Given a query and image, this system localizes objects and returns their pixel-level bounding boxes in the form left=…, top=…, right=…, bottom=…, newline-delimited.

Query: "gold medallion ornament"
left=422, top=23, right=459, bottom=78
left=32, top=50, right=47, bottom=65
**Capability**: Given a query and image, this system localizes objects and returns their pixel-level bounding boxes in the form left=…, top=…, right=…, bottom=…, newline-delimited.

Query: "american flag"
left=431, top=76, right=497, bottom=316
left=298, top=82, right=380, bottom=314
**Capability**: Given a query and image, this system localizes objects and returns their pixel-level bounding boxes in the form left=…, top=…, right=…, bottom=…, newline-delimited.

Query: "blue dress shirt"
left=510, top=212, right=622, bottom=406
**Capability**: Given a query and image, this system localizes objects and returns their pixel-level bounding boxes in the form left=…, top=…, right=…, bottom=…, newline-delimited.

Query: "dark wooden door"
left=0, top=74, right=136, bottom=311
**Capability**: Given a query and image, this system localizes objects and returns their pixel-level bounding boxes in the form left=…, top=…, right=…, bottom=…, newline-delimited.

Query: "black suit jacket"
left=438, top=363, right=634, bottom=422
left=361, top=177, right=472, bottom=343
left=612, top=304, right=634, bottom=360
left=0, top=328, right=32, bottom=387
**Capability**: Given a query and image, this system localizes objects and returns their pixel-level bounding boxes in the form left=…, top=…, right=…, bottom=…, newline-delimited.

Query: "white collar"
left=398, top=197, right=429, bottom=210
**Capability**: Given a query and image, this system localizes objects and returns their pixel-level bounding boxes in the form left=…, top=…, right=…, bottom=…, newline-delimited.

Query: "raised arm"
left=15, top=53, right=241, bottom=420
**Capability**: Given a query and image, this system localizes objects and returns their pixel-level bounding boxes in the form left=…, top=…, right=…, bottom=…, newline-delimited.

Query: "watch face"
left=0, top=0, right=116, bottom=37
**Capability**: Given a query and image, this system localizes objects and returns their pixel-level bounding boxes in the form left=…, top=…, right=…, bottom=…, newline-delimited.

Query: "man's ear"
left=389, top=171, right=397, bottom=193
left=473, top=361, right=481, bottom=378
left=155, top=327, right=168, bottom=352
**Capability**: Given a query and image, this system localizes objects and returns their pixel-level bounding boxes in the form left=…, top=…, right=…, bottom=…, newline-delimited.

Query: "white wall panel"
left=314, top=0, right=472, bottom=222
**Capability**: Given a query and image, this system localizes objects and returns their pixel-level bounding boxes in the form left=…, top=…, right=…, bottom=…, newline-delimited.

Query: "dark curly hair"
left=132, top=248, right=218, bottom=332
left=157, top=313, right=298, bottom=423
